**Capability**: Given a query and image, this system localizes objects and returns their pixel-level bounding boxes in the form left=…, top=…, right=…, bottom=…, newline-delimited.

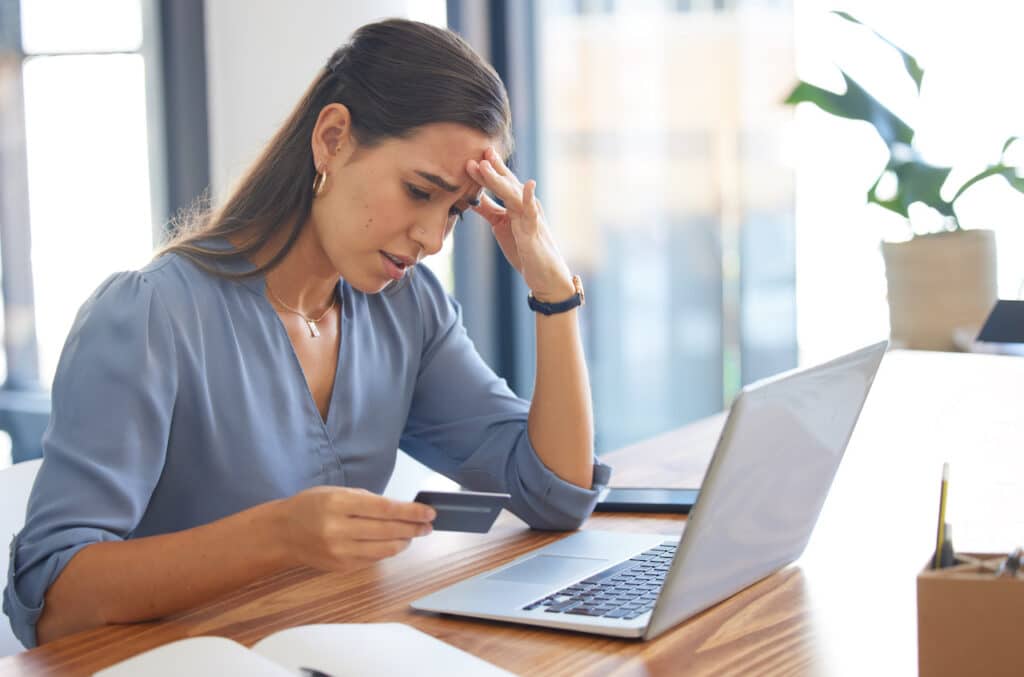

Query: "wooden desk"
left=3, top=350, right=1022, bottom=675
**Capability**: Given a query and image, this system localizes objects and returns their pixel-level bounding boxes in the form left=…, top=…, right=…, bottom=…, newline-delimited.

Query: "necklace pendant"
left=306, top=320, right=321, bottom=338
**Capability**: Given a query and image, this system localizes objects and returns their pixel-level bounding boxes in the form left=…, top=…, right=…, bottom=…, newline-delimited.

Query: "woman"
left=3, top=19, right=609, bottom=649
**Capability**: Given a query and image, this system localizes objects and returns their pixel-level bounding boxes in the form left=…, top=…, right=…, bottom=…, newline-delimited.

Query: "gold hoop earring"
left=312, top=169, right=328, bottom=198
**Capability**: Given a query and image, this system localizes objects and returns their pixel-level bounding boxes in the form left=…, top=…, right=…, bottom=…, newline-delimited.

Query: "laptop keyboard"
left=522, top=541, right=677, bottom=620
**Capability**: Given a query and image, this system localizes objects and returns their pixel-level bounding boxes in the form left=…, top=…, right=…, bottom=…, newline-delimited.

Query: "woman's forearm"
left=35, top=498, right=291, bottom=645
left=527, top=300, right=595, bottom=489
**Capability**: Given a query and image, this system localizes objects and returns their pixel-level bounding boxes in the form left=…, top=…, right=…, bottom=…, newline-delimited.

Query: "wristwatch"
left=527, top=275, right=585, bottom=315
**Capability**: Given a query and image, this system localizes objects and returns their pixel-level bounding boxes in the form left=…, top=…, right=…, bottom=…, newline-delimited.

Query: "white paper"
left=93, top=623, right=513, bottom=676
left=252, top=623, right=514, bottom=677
left=93, top=636, right=287, bottom=677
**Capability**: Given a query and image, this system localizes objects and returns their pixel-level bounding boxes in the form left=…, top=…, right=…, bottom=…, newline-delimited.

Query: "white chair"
left=0, top=458, right=42, bottom=656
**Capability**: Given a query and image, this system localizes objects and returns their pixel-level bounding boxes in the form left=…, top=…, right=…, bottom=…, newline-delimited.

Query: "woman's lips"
left=380, top=251, right=407, bottom=280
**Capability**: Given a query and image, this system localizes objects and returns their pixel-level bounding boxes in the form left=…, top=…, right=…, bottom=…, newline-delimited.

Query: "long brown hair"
left=160, top=18, right=513, bottom=279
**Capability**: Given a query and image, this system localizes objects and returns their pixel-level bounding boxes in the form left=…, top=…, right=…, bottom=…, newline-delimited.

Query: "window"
left=0, top=0, right=164, bottom=467
left=534, top=0, right=797, bottom=452
left=20, top=0, right=160, bottom=386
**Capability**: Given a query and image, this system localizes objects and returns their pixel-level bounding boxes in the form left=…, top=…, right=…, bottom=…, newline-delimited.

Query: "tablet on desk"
left=594, top=487, right=699, bottom=514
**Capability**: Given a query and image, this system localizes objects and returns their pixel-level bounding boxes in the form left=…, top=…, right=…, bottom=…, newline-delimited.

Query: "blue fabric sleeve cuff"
left=505, top=432, right=612, bottom=531
left=4, top=533, right=42, bottom=650
left=4, top=530, right=114, bottom=650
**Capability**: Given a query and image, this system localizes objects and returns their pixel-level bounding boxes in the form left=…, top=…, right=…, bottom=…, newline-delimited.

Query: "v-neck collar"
left=200, top=236, right=348, bottom=436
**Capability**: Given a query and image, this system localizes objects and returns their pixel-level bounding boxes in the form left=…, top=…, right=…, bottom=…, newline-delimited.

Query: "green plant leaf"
left=832, top=11, right=925, bottom=92
left=867, top=158, right=953, bottom=218
left=952, top=164, right=1024, bottom=203
left=866, top=172, right=906, bottom=217
left=785, top=71, right=914, bottom=147
left=1001, top=136, right=1021, bottom=161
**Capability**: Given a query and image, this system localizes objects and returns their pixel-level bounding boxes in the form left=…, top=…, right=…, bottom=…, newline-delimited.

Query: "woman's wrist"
left=530, top=272, right=576, bottom=303
left=261, top=498, right=299, bottom=569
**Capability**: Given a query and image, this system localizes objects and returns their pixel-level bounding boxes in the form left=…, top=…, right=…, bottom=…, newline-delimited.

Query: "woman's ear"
left=311, top=103, right=355, bottom=169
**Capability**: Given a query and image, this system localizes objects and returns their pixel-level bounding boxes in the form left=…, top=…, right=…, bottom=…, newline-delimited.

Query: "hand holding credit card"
left=413, top=490, right=511, bottom=533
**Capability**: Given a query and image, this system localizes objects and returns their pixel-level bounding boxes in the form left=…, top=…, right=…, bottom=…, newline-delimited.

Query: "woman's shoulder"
left=138, top=249, right=214, bottom=293
left=143, top=246, right=259, bottom=304
left=64, top=260, right=182, bottom=356
left=79, top=248, right=246, bottom=328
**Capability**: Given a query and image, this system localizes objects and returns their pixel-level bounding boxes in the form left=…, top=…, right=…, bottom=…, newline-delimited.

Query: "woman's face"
left=310, top=110, right=498, bottom=293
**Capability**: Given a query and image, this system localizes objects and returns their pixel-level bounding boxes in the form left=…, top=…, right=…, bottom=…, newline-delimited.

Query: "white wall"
left=204, top=0, right=440, bottom=199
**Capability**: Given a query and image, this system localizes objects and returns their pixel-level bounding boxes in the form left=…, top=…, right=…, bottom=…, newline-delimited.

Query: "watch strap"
left=527, top=275, right=585, bottom=315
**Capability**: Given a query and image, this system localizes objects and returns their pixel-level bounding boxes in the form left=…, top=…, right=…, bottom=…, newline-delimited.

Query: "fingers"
left=484, top=147, right=514, bottom=179
left=468, top=159, right=523, bottom=209
left=339, top=490, right=435, bottom=523
left=472, top=192, right=507, bottom=223
left=467, top=149, right=543, bottom=228
left=344, top=515, right=432, bottom=541
left=523, top=180, right=539, bottom=223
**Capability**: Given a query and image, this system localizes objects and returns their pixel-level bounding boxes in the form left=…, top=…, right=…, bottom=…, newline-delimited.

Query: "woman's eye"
left=406, top=184, right=431, bottom=201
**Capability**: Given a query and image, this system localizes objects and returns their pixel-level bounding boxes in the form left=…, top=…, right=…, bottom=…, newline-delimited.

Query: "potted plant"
left=785, top=12, right=1024, bottom=351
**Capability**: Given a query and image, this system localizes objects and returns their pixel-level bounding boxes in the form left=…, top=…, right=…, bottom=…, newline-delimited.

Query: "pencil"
left=934, top=462, right=949, bottom=569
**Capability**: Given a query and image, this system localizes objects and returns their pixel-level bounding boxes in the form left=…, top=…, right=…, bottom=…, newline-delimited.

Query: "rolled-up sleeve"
left=398, top=272, right=611, bottom=531
left=3, top=270, right=177, bottom=649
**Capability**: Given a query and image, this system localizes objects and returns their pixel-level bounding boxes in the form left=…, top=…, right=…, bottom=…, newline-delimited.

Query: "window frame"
left=0, top=0, right=202, bottom=463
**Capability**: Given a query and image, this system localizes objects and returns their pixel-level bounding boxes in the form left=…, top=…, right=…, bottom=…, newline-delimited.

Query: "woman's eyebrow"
left=414, top=170, right=459, bottom=193
left=413, top=170, right=482, bottom=205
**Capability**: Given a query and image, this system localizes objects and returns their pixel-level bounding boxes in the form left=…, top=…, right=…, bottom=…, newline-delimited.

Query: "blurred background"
left=0, top=0, right=1022, bottom=468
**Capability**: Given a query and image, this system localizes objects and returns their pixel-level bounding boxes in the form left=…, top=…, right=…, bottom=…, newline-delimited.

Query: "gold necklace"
left=265, top=281, right=338, bottom=338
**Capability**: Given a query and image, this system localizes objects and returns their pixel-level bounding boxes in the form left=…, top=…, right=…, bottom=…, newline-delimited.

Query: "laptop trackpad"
left=486, top=555, right=609, bottom=585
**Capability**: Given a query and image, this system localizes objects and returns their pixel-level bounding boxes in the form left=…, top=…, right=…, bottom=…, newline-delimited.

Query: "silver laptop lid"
left=645, top=341, right=887, bottom=639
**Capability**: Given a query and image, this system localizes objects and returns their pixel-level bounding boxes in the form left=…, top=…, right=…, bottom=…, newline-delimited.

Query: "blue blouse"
left=3, top=242, right=611, bottom=649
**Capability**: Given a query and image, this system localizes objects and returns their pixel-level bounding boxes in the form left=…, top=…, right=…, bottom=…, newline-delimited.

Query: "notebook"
left=93, top=623, right=512, bottom=676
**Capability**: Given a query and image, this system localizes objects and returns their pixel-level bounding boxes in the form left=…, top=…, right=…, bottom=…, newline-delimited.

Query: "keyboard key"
left=556, top=598, right=583, bottom=608
left=545, top=601, right=581, bottom=613
left=582, top=560, right=637, bottom=584
left=603, top=608, right=634, bottom=618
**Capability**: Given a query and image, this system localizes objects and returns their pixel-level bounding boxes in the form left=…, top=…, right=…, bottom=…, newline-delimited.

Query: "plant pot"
left=881, top=229, right=997, bottom=351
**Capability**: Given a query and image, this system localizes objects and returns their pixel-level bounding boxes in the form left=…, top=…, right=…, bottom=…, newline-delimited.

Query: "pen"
left=300, top=668, right=336, bottom=677
left=934, top=463, right=949, bottom=570
left=938, top=523, right=955, bottom=568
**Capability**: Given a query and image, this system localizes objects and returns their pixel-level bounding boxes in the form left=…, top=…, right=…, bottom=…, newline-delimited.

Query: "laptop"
left=411, top=341, right=887, bottom=640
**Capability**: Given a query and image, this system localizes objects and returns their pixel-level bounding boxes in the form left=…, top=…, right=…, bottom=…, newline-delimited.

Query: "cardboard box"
left=918, top=554, right=1024, bottom=677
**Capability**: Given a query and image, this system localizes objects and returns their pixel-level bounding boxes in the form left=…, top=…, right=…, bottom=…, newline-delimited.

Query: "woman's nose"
left=412, top=219, right=446, bottom=257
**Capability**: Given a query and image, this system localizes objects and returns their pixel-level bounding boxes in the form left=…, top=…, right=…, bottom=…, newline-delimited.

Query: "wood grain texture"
left=3, top=350, right=1022, bottom=676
